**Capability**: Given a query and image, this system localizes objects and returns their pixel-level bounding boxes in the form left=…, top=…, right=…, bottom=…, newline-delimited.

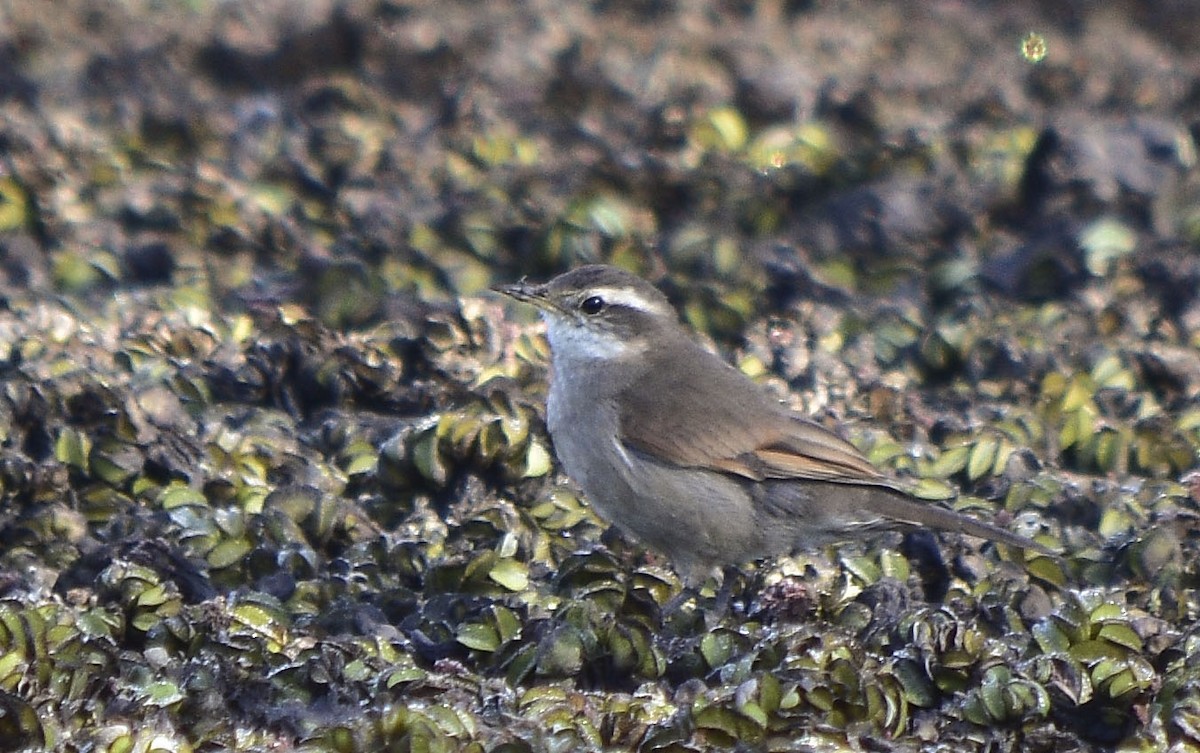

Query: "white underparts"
left=542, top=313, right=636, bottom=361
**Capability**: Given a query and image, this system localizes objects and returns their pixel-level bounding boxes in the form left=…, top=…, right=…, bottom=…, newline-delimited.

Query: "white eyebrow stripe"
left=585, top=287, right=673, bottom=316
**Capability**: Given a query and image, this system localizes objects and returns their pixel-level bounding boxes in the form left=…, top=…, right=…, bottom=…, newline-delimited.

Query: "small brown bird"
left=495, top=265, right=1046, bottom=585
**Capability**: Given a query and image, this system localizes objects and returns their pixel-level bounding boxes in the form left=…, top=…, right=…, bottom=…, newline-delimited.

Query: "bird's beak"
left=492, top=280, right=560, bottom=314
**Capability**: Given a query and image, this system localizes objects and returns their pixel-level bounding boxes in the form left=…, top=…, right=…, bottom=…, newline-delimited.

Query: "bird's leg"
left=701, top=566, right=745, bottom=629
left=660, top=567, right=737, bottom=631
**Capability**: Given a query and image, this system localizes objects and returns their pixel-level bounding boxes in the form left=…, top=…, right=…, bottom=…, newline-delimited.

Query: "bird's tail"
left=872, top=489, right=1053, bottom=555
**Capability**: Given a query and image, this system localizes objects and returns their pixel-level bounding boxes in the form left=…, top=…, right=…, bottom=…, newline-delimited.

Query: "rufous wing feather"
left=616, top=338, right=892, bottom=486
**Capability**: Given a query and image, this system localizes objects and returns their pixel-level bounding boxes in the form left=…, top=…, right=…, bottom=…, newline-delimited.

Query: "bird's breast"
left=546, top=376, right=629, bottom=501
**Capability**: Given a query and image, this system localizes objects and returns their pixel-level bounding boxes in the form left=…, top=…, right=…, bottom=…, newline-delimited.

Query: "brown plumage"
left=496, top=265, right=1048, bottom=584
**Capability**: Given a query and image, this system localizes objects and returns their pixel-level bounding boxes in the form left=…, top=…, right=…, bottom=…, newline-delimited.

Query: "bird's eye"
left=580, top=295, right=605, bottom=315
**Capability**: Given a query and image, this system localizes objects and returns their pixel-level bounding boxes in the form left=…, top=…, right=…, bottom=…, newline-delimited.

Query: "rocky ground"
left=1, top=1, right=1199, bottom=751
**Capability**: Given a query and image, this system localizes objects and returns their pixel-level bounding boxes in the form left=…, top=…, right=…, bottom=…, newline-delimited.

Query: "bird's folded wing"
left=616, top=341, right=892, bottom=486
left=734, top=418, right=893, bottom=485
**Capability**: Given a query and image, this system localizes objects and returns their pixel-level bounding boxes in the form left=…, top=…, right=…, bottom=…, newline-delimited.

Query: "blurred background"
left=0, top=2, right=1198, bottom=751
